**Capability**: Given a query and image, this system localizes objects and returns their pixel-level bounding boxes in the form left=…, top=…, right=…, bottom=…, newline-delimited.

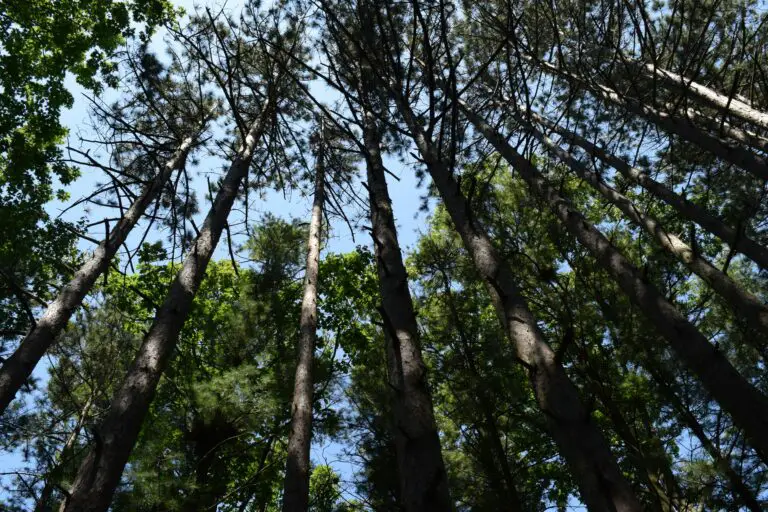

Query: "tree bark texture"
left=281, top=134, right=325, bottom=512
left=0, top=136, right=196, bottom=416
left=61, top=107, right=270, bottom=512
left=362, top=108, right=452, bottom=512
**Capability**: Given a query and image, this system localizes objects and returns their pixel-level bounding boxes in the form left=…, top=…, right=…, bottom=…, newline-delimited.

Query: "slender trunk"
left=524, top=119, right=768, bottom=350
left=60, top=106, right=271, bottom=512
left=391, top=92, right=641, bottom=512
left=0, top=137, right=195, bottom=416
left=647, top=365, right=763, bottom=512
left=281, top=136, right=325, bottom=512
left=460, top=102, right=768, bottom=464
left=361, top=108, right=451, bottom=512
left=643, top=61, right=768, bottom=132
left=534, top=58, right=768, bottom=180
left=528, top=108, right=768, bottom=270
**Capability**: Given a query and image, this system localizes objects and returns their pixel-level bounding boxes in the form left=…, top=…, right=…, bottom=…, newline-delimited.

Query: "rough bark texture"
left=0, top=136, right=195, bottom=416
left=530, top=109, right=768, bottom=270
left=281, top=137, right=325, bottom=512
left=462, top=102, right=768, bottom=465
left=362, top=109, right=452, bottom=512
left=525, top=119, right=768, bottom=349
left=391, top=93, right=642, bottom=511
left=61, top=108, right=270, bottom=512
left=644, top=61, right=768, bottom=132
left=535, top=58, right=768, bottom=180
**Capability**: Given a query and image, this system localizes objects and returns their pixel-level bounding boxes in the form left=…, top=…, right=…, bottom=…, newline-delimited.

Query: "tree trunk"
left=281, top=132, right=325, bottom=512
left=527, top=108, right=768, bottom=270
left=60, top=105, right=271, bottom=512
left=533, top=58, right=768, bottom=180
left=361, top=108, right=451, bottom=512
left=643, top=61, right=768, bottom=132
left=0, top=136, right=196, bottom=416
left=390, top=92, right=642, bottom=512
left=523, top=118, right=768, bottom=350
left=461, top=102, right=768, bottom=465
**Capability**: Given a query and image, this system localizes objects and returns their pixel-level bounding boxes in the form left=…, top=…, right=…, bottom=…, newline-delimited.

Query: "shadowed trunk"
left=281, top=133, right=325, bottom=512
left=0, top=136, right=196, bottom=416
left=390, top=89, right=642, bottom=512
left=362, top=107, right=451, bottom=512
left=60, top=104, right=271, bottom=512
left=460, top=101, right=768, bottom=465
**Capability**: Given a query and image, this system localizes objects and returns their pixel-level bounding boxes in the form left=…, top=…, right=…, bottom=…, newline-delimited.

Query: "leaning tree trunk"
left=460, top=102, right=768, bottom=465
left=641, top=60, right=768, bottom=132
left=532, top=57, right=768, bottom=181
left=281, top=133, right=325, bottom=512
left=527, top=108, right=768, bottom=270
left=361, top=107, right=452, bottom=511
left=0, top=136, right=195, bottom=416
left=390, top=91, right=642, bottom=512
left=60, top=105, right=271, bottom=512
left=523, top=118, right=768, bottom=350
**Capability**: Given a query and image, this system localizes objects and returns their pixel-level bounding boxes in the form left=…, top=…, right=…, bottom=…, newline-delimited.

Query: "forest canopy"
left=1, top=0, right=768, bottom=511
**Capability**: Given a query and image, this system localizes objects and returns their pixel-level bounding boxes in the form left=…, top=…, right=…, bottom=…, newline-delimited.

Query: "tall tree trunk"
left=361, top=108, right=452, bottom=512
left=460, top=101, right=768, bottom=465
left=532, top=57, right=768, bottom=180
left=60, top=105, right=271, bottom=512
left=527, top=108, right=768, bottom=270
left=0, top=136, right=196, bottom=416
left=522, top=118, right=768, bottom=350
left=281, top=132, right=325, bottom=512
left=390, top=92, right=642, bottom=512
left=646, top=364, right=763, bottom=512
left=642, top=61, right=768, bottom=132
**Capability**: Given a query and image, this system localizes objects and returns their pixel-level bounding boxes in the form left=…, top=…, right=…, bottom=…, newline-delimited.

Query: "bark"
left=281, top=135, right=325, bottom=512
left=391, top=92, right=642, bottom=512
left=528, top=109, right=768, bottom=270
left=523, top=118, right=768, bottom=350
left=647, top=365, right=763, bottom=512
left=534, top=58, right=768, bottom=180
left=362, top=108, right=452, bottom=512
left=461, top=102, right=768, bottom=465
left=0, top=136, right=195, bottom=416
left=643, top=61, right=768, bottom=132
left=60, top=105, right=271, bottom=512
